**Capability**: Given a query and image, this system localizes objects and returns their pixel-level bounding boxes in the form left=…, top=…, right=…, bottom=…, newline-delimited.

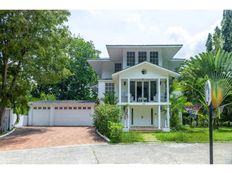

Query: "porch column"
left=119, top=77, right=121, bottom=103
left=128, top=78, right=130, bottom=103
left=158, top=105, right=161, bottom=129
left=167, top=105, right=170, bottom=128
left=142, top=80, right=144, bottom=102
left=148, top=81, right=151, bottom=102
left=158, top=78, right=161, bottom=102
left=166, top=77, right=169, bottom=103
left=135, top=81, right=137, bottom=102
left=127, top=106, right=130, bottom=129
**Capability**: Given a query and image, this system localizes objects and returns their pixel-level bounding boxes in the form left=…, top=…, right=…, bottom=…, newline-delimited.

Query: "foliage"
left=93, top=104, right=122, bottom=138
left=31, top=36, right=99, bottom=100
left=154, top=127, right=232, bottom=143
left=103, top=92, right=118, bottom=105
left=206, top=33, right=213, bottom=52
left=222, top=10, right=232, bottom=52
left=120, top=132, right=144, bottom=143
left=170, top=81, right=187, bottom=130
left=179, top=50, right=232, bottom=113
left=0, top=10, right=71, bottom=132
left=108, top=121, right=123, bottom=143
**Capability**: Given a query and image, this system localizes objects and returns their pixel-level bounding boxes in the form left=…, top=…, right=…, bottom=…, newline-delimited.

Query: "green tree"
left=31, top=36, right=99, bottom=100
left=179, top=50, right=232, bottom=127
left=206, top=33, right=213, bottom=52
left=222, top=10, right=232, bottom=52
left=0, top=10, right=71, bottom=132
left=212, top=26, right=223, bottom=53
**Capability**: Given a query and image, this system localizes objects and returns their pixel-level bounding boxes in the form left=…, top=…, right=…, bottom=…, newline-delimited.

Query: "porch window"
left=130, top=81, right=135, bottom=102
left=150, top=81, right=157, bottom=102
left=114, top=63, right=122, bottom=72
left=127, top=52, right=135, bottom=66
left=150, top=51, right=159, bottom=65
left=138, top=51, right=147, bottom=63
left=105, top=83, right=115, bottom=93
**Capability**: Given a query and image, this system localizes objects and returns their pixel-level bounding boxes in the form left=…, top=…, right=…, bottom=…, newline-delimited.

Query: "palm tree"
left=179, top=50, right=232, bottom=127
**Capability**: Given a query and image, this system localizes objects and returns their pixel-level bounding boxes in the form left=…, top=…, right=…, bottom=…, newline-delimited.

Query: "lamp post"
left=205, top=80, right=213, bottom=164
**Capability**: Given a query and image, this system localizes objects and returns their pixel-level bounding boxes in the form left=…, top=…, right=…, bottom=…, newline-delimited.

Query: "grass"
left=120, top=127, right=232, bottom=143
left=121, top=132, right=144, bottom=143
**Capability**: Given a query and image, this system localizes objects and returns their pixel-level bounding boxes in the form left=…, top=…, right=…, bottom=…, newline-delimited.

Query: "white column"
left=119, top=77, right=121, bottom=103
left=166, top=77, right=169, bottom=103
left=128, top=78, right=130, bottom=103
left=158, top=105, right=161, bottom=129
left=158, top=78, right=161, bottom=103
left=148, top=80, right=151, bottom=102
left=127, top=106, right=130, bottom=129
left=167, top=105, right=170, bottom=128
left=142, top=80, right=144, bottom=102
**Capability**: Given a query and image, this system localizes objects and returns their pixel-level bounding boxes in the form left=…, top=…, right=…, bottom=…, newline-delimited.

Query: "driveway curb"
left=0, top=128, right=16, bottom=139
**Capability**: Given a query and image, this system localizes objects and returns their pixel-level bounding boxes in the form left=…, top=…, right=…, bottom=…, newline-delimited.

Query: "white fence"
left=1, top=109, right=28, bottom=132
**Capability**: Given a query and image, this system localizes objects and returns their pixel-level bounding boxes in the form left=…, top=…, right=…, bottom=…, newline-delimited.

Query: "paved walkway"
left=0, top=143, right=231, bottom=164
left=0, top=127, right=104, bottom=151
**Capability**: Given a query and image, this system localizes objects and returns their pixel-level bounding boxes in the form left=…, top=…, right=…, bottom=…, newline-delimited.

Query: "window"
left=73, top=107, right=77, bottom=109
left=150, top=51, right=159, bottom=65
left=127, top=52, right=135, bottom=66
left=59, top=107, right=63, bottom=110
left=47, top=107, right=51, bottom=109
left=43, top=107, right=46, bottom=110
left=33, top=107, right=37, bottom=110
left=38, top=107, right=42, bottom=110
left=105, top=83, right=114, bottom=93
left=138, top=52, right=147, bottom=63
left=87, top=107, right=91, bottom=110
left=114, top=63, right=122, bottom=72
left=83, top=107, right=86, bottom=110
left=78, top=107, right=81, bottom=110
left=55, top=107, right=58, bottom=110
left=69, top=107, right=72, bottom=110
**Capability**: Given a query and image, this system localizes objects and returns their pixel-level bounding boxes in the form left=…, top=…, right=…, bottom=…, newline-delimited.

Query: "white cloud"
left=165, top=19, right=221, bottom=58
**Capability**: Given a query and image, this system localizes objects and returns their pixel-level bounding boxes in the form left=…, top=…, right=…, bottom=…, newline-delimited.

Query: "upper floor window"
left=114, top=63, right=122, bottom=72
left=150, top=51, right=159, bottom=65
left=127, top=52, right=135, bottom=66
left=105, top=83, right=114, bottom=93
left=138, top=52, right=147, bottom=63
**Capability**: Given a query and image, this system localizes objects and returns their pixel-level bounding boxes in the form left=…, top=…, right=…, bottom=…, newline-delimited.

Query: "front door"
left=132, top=106, right=152, bottom=126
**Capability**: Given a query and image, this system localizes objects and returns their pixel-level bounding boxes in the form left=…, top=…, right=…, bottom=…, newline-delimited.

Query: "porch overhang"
left=112, top=61, right=179, bottom=80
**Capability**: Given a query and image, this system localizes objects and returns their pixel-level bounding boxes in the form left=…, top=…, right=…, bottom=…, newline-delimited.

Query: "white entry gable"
left=112, top=61, right=179, bottom=79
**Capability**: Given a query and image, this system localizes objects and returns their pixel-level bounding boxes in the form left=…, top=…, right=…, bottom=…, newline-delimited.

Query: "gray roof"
left=29, top=100, right=96, bottom=105
left=106, top=44, right=183, bottom=47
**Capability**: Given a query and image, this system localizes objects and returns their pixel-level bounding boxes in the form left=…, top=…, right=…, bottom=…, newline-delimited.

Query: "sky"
left=68, top=10, right=223, bottom=59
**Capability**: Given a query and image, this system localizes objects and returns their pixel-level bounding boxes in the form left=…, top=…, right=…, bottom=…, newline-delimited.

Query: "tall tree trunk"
left=0, top=107, right=6, bottom=133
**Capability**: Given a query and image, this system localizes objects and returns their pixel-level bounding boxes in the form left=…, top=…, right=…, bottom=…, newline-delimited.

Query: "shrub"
left=93, top=104, right=122, bottom=138
left=109, top=122, right=123, bottom=143
left=103, top=92, right=117, bottom=105
left=170, top=114, right=182, bottom=130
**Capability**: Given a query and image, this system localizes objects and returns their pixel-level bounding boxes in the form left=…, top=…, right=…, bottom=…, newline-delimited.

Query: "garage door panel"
left=54, top=109, right=93, bottom=126
left=32, top=110, right=50, bottom=126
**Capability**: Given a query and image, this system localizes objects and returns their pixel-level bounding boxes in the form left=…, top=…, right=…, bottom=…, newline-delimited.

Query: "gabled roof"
left=112, top=61, right=179, bottom=78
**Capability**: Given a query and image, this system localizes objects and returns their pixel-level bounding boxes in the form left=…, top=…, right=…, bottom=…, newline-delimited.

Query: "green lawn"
left=120, top=127, right=232, bottom=143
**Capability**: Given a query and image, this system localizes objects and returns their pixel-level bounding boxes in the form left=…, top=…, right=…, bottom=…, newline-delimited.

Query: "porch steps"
left=129, top=127, right=161, bottom=132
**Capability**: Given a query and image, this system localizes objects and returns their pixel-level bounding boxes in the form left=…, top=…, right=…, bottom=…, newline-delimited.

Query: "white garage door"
left=54, top=106, right=93, bottom=126
left=32, top=107, right=50, bottom=126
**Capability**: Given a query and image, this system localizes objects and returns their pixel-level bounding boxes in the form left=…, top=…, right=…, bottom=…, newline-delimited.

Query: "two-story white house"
left=88, top=44, right=185, bottom=131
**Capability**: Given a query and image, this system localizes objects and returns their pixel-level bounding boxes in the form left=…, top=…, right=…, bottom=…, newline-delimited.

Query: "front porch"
left=119, top=78, right=169, bottom=104
left=122, top=105, right=170, bottom=132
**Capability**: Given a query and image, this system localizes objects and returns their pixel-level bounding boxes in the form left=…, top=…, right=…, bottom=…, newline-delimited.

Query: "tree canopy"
left=0, top=10, right=71, bottom=131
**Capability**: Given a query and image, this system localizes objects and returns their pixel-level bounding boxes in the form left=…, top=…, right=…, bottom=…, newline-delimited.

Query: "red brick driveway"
left=0, top=127, right=105, bottom=151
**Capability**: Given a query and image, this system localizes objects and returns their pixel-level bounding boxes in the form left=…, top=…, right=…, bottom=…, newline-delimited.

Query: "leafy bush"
left=103, top=92, right=117, bottom=105
left=170, top=114, right=182, bottom=130
left=109, top=122, right=123, bottom=143
left=93, top=104, right=122, bottom=138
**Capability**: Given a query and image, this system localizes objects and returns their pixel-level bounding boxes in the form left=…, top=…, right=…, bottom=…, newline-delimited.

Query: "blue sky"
left=68, top=10, right=222, bottom=59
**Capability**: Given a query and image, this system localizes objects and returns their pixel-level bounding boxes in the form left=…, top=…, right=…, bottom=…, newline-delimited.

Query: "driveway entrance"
left=0, top=127, right=104, bottom=151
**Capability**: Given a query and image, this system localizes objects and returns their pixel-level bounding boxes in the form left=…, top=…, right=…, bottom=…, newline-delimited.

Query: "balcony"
left=119, top=79, right=168, bottom=104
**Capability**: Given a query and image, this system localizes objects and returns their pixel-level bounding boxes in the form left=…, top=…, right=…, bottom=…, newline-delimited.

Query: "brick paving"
left=0, top=127, right=104, bottom=151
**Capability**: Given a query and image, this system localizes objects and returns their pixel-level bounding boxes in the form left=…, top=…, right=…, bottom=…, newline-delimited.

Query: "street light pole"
left=209, top=102, right=213, bottom=164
